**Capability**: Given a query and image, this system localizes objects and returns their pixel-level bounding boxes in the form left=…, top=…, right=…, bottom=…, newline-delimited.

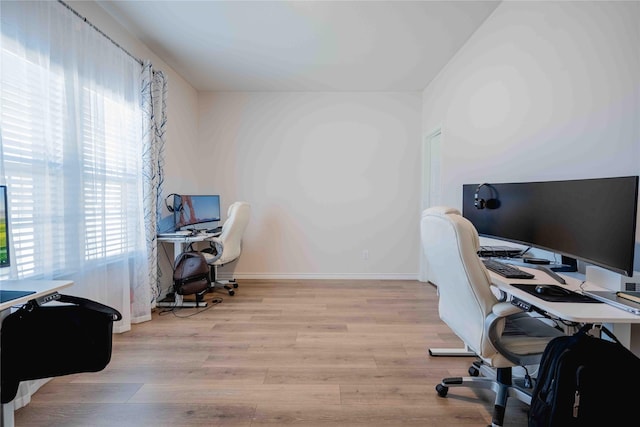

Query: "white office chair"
left=201, top=201, right=250, bottom=296
left=421, top=206, right=563, bottom=427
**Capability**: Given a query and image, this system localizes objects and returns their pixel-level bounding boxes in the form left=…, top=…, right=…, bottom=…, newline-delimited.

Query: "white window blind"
left=1, top=49, right=66, bottom=277
left=81, top=90, right=140, bottom=262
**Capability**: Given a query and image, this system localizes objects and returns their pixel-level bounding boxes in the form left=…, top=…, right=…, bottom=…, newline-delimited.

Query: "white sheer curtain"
left=0, top=0, right=150, bottom=337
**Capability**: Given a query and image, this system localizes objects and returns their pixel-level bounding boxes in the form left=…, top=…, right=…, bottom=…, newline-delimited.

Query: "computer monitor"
left=173, top=194, right=221, bottom=231
left=462, top=176, right=639, bottom=277
left=0, top=185, right=10, bottom=268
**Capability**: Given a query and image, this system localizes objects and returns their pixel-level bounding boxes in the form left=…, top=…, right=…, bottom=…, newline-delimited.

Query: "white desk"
left=0, top=279, right=73, bottom=427
left=489, top=265, right=640, bottom=356
left=430, top=266, right=640, bottom=358
left=490, top=266, right=640, bottom=325
left=157, top=232, right=219, bottom=308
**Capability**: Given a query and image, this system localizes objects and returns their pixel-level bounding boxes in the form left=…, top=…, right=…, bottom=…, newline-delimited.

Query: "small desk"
left=157, top=232, right=219, bottom=262
left=157, top=232, right=219, bottom=308
left=0, top=279, right=74, bottom=427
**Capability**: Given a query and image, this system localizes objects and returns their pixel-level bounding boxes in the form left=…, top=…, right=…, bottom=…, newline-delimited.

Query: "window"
left=0, top=9, right=143, bottom=279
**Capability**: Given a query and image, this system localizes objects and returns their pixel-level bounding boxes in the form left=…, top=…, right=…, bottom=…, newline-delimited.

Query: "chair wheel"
left=233, top=283, right=239, bottom=288
left=228, top=289, right=235, bottom=296
left=435, top=384, right=448, bottom=397
left=468, top=366, right=480, bottom=376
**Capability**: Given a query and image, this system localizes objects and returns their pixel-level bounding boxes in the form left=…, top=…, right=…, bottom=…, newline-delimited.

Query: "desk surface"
left=157, top=232, right=219, bottom=243
left=0, top=279, right=73, bottom=311
left=490, top=265, right=640, bottom=324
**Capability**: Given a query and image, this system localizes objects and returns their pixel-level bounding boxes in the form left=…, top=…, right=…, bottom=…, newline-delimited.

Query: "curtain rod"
left=58, top=0, right=144, bottom=66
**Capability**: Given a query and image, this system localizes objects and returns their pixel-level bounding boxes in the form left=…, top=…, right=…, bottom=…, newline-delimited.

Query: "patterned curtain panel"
left=141, top=62, right=167, bottom=308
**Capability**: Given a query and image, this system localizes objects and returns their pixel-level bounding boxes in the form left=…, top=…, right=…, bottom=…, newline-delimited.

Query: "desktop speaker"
left=586, top=265, right=640, bottom=292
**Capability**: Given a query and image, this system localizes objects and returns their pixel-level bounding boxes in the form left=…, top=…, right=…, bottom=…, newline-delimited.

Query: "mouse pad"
left=0, top=290, right=36, bottom=303
left=510, top=284, right=601, bottom=303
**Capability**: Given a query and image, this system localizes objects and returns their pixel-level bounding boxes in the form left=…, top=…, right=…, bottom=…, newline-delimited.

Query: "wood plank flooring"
left=15, top=280, right=529, bottom=426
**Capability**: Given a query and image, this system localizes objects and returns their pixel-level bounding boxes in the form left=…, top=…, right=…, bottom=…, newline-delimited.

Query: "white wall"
left=197, top=92, right=422, bottom=278
left=422, top=1, right=640, bottom=265
left=82, top=0, right=639, bottom=281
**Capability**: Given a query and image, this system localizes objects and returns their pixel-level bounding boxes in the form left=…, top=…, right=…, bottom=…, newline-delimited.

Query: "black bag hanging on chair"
left=1, top=294, right=122, bottom=403
left=528, top=324, right=640, bottom=426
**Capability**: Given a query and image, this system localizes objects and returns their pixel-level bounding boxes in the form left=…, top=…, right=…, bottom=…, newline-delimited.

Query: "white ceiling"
left=98, top=1, right=500, bottom=92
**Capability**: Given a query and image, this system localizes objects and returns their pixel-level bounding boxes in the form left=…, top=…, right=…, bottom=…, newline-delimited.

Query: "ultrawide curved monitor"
left=462, top=176, right=638, bottom=277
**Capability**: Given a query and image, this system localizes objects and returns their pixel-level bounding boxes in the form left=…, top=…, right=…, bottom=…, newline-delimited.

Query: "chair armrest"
left=492, top=302, right=522, bottom=318
left=200, top=239, right=224, bottom=264
left=486, top=302, right=527, bottom=365
left=487, top=302, right=558, bottom=366
left=490, top=285, right=508, bottom=302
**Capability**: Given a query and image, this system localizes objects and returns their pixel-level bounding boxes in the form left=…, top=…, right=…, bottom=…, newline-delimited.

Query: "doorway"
left=419, top=128, right=442, bottom=282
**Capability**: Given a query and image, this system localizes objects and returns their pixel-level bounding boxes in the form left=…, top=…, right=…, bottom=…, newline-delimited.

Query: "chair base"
left=429, top=344, right=476, bottom=357
left=209, top=278, right=238, bottom=296
left=435, top=366, right=532, bottom=427
left=157, top=292, right=209, bottom=308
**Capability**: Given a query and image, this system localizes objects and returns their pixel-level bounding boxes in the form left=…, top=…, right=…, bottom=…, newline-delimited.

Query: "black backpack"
left=529, top=324, right=640, bottom=426
left=173, top=251, right=210, bottom=297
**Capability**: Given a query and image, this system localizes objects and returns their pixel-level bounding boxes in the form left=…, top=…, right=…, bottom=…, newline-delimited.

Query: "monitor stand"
left=550, top=255, right=578, bottom=273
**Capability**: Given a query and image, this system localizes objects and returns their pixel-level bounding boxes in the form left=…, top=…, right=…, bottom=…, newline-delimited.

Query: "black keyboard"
left=477, top=246, right=522, bottom=258
left=482, top=259, right=535, bottom=279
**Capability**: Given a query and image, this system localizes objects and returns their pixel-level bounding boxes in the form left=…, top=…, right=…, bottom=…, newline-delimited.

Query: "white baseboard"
left=232, top=273, right=419, bottom=280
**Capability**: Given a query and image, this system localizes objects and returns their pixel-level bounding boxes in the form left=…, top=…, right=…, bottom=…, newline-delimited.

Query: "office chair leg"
left=469, top=360, right=482, bottom=376
left=222, top=283, right=235, bottom=296
left=436, top=367, right=529, bottom=427
left=207, top=265, right=236, bottom=296
left=490, top=368, right=511, bottom=427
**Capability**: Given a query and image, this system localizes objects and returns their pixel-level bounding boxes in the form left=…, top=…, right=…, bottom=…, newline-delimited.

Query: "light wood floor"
left=16, top=280, right=529, bottom=426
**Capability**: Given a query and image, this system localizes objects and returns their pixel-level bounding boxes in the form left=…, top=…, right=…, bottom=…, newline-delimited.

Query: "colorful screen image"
left=174, top=195, right=221, bottom=230
left=0, top=185, right=9, bottom=267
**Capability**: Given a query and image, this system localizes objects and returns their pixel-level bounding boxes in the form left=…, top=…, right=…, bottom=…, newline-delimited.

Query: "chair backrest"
left=420, top=206, right=499, bottom=357
left=217, top=201, right=250, bottom=265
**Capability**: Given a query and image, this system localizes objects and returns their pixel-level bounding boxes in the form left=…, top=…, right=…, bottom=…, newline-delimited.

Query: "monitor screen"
left=173, top=194, right=221, bottom=230
left=462, top=176, right=638, bottom=277
left=0, top=185, right=9, bottom=268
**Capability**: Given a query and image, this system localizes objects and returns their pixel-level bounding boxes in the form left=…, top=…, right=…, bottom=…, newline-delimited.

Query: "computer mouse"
left=534, top=285, right=548, bottom=295
left=535, top=285, right=570, bottom=297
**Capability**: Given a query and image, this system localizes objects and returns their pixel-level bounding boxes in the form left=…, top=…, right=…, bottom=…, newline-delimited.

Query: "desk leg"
left=611, top=323, right=631, bottom=349
left=428, top=344, right=476, bottom=357
left=1, top=403, right=14, bottom=427
left=0, top=309, right=14, bottom=427
left=172, top=242, right=182, bottom=261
